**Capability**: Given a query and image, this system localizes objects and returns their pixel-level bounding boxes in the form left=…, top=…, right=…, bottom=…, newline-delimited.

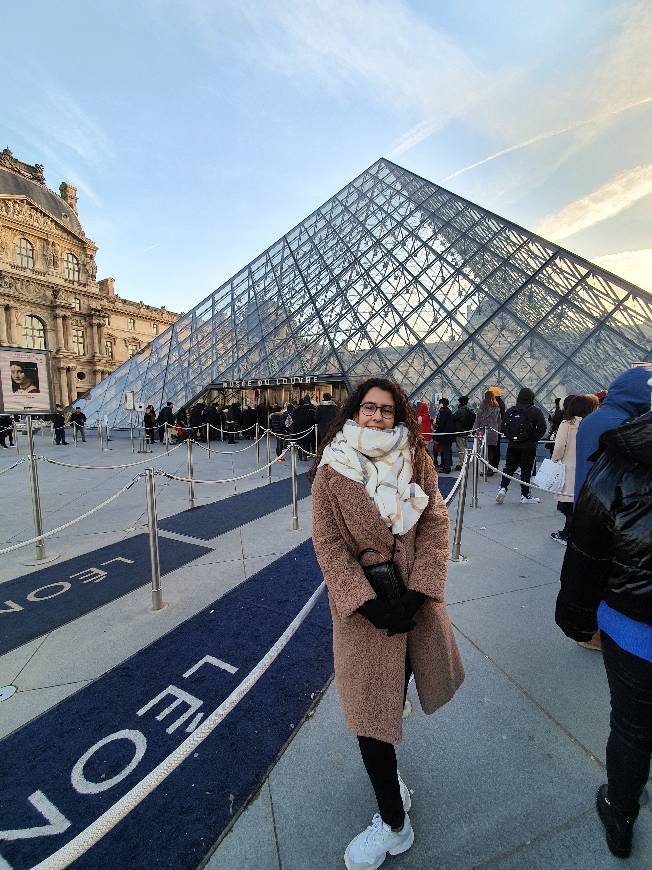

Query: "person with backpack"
left=495, top=387, right=547, bottom=504
left=434, top=398, right=454, bottom=474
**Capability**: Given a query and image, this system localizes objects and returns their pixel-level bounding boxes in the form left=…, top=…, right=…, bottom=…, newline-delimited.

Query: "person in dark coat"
left=574, top=367, right=650, bottom=502
left=204, top=403, right=220, bottom=441
left=495, top=387, right=547, bottom=503
left=434, top=398, right=454, bottom=473
left=157, top=402, right=175, bottom=442
left=189, top=402, right=205, bottom=438
left=143, top=405, right=157, bottom=444
left=69, top=407, right=87, bottom=442
left=452, top=396, right=476, bottom=470
left=555, top=409, right=652, bottom=860
left=546, top=397, right=564, bottom=454
left=51, top=405, right=68, bottom=445
left=0, top=413, right=14, bottom=448
left=291, top=397, right=316, bottom=460
left=242, top=405, right=257, bottom=438
left=268, top=404, right=286, bottom=460
left=315, top=393, right=338, bottom=446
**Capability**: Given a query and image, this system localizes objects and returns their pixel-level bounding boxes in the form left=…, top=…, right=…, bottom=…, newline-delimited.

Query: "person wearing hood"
left=315, top=392, right=338, bottom=446
left=495, top=387, right=547, bottom=504
left=555, top=407, right=652, bottom=860
left=416, top=400, right=432, bottom=450
left=574, top=366, right=651, bottom=501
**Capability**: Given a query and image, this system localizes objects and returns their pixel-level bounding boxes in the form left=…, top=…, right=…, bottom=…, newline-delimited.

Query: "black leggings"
left=357, top=655, right=412, bottom=829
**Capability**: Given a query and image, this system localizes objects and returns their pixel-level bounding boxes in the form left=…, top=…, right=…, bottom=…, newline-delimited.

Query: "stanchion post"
left=73, top=422, right=78, bottom=448
left=255, top=422, right=260, bottom=465
left=314, top=423, right=319, bottom=456
left=451, top=454, right=470, bottom=561
left=206, top=422, right=211, bottom=458
left=129, top=413, right=135, bottom=453
left=13, top=419, right=19, bottom=454
left=187, top=438, right=195, bottom=509
left=165, top=423, right=170, bottom=455
left=145, top=469, right=164, bottom=611
left=290, top=442, right=299, bottom=530
left=26, top=416, right=47, bottom=562
left=481, top=428, right=488, bottom=482
left=470, top=437, right=479, bottom=508
left=266, top=430, right=272, bottom=484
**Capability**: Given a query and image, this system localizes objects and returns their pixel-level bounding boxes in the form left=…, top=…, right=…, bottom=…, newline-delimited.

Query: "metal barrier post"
left=165, top=423, right=170, bottom=455
left=129, top=414, right=135, bottom=453
left=290, top=443, right=299, bottom=530
left=206, top=422, right=211, bottom=458
left=73, top=422, right=78, bottom=448
left=266, top=430, right=272, bottom=484
left=13, top=420, right=19, bottom=454
left=145, top=469, right=164, bottom=611
left=470, top=437, right=479, bottom=508
left=25, top=416, right=51, bottom=563
left=255, top=423, right=260, bottom=465
left=451, top=454, right=470, bottom=561
left=482, top=428, right=488, bottom=482
left=187, top=438, right=195, bottom=509
left=314, top=423, right=319, bottom=456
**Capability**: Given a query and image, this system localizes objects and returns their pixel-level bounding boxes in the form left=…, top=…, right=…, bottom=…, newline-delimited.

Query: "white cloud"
left=190, top=0, right=501, bottom=140
left=535, top=164, right=652, bottom=241
left=592, top=249, right=652, bottom=292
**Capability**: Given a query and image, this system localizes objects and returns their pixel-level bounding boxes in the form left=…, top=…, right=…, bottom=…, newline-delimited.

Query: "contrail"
left=442, top=95, right=652, bottom=182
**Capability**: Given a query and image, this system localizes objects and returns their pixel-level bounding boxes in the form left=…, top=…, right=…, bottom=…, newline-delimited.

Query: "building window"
left=15, top=238, right=34, bottom=268
left=105, top=314, right=111, bottom=326
left=104, top=339, right=113, bottom=359
left=22, top=314, right=47, bottom=349
left=72, top=329, right=86, bottom=356
left=128, top=343, right=138, bottom=358
left=128, top=317, right=135, bottom=330
left=152, top=322, right=158, bottom=334
left=64, top=252, right=80, bottom=282
left=74, top=297, right=81, bottom=311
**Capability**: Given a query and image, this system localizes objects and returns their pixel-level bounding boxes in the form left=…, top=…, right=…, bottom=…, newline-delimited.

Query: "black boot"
left=596, top=784, right=635, bottom=858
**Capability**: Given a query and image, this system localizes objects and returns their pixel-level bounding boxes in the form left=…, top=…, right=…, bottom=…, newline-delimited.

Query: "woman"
left=311, top=377, right=464, bottom=869
left=268, top=403, right=287, bottom=460
left=143, top=405, right=157, bottom=444
left=550, top=394, right=598, bottom=545
left=10, top=361, right=39, bottom=394
left=416, top=400, right=432, bottom=453
left=434, top=398, right=454, bottom=473
left=474, top=391, right=502, bottom=475
left=555, top=409, right=651, bottom=860
left=546, top=398, right=564, bottom=454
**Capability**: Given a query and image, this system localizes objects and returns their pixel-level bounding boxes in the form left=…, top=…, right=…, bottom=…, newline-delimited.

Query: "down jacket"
left=312, top=449, right=464, bottom=744
left=555, top=411, right=652, bottom=640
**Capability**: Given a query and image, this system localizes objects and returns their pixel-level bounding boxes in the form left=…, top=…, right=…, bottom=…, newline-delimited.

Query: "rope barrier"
left=158, top=448, right=290, bottom=485
left=485, top=426, right=554, bottom=445
left=263, top=425, right=316, bottom=441
left=0, top=475, right=143, bottom=555
left=37, top=442, right=184, bottom=470
left=0, top=457, right=26, bottom=476
left=34, top=580, right=326, bottom=869
left=191, top=432, right=266, bottom=455
left=477, top=454, right=573, bottom=498
left=442, top=463, right=467, bottom=506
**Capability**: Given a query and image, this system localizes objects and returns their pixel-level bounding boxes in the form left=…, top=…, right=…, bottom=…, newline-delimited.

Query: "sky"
left=2, top=0, right=651, bottom=313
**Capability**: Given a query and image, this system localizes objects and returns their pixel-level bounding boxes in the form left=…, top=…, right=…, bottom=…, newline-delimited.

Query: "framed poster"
left=0, top=347, right=54, bottom=414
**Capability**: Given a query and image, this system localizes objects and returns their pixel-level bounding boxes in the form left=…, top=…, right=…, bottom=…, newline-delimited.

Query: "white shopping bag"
left=532, top=458, right=565, bottom=493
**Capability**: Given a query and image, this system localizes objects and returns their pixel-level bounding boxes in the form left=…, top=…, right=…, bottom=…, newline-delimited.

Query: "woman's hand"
left=385, top=590, right=426, bottom=636
left=357, top=598, right=393, bottom=630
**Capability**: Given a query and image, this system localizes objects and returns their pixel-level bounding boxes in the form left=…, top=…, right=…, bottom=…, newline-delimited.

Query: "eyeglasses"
left=359, top=401, right=395, bottom=419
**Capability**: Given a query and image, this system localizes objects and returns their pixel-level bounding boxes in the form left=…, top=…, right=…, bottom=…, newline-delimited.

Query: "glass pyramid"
left=77, top=158, right=652, bottom=427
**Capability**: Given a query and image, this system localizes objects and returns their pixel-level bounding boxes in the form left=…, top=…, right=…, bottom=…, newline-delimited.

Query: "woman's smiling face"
left=353, top=386, right=396, bottom=431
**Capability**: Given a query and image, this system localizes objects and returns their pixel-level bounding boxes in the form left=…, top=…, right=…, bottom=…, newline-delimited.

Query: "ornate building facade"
left=0, top=148, right=179, bottom=406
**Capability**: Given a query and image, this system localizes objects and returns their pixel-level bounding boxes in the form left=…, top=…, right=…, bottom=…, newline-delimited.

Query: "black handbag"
left=358, top=536, right=407, bottom=600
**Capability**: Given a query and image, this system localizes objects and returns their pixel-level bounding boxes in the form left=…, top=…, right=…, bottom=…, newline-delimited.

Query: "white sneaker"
left=495, top=487, right=507, bottom=504
left=398, top=770, right=412, bottom=812
left=344, top=813, right=414, bottom=870
left=520, top=494, right=540, bottom=504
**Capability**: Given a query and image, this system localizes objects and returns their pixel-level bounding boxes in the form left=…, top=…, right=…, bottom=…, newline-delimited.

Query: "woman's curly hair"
left=309, top=377, right=429, bottom=482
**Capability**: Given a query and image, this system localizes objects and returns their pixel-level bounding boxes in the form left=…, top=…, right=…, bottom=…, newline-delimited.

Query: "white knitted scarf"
left=319, top=420, right=429, bottom=534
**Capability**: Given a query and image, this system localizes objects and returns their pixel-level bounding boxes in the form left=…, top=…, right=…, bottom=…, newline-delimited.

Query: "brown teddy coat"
left=312, top=449, right=464, bottom=744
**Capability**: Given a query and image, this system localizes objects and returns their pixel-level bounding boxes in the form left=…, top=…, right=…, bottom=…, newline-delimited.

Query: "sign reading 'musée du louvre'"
left=216, top=374, right=341, bottom=389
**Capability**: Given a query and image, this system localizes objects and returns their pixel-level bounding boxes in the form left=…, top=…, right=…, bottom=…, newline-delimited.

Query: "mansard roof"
left=0, top=167, right=84, bottom=236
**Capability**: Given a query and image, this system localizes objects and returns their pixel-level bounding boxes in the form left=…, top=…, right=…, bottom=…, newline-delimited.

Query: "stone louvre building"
left=0, top=148, right=179, bottom=406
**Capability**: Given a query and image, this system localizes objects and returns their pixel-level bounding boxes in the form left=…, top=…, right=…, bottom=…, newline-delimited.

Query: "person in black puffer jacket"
left=555, top=409, right=652, bottom=859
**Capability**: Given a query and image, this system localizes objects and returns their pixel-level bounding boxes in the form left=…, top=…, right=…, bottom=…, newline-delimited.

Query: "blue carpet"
left=0, top=535, right=210, bottom=656
left=0, top=541, right=331, bottom=870
left=438, top=476, right=455, bottom=499
left=159, top=472, right=312, bottom=539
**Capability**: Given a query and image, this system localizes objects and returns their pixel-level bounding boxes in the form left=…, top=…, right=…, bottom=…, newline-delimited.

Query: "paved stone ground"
left=206, top=469, right=652, bottom=869
left=1, top=434, right=650, bottom=867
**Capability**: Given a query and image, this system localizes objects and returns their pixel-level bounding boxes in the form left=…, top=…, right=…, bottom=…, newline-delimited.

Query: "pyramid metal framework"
left=77, top=158, right=652, bottom=427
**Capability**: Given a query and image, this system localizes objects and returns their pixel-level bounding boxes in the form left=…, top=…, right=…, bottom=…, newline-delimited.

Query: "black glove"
left=357, top=598, right=393, bottom=630
left=385, top=591, right=426, bottom=637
